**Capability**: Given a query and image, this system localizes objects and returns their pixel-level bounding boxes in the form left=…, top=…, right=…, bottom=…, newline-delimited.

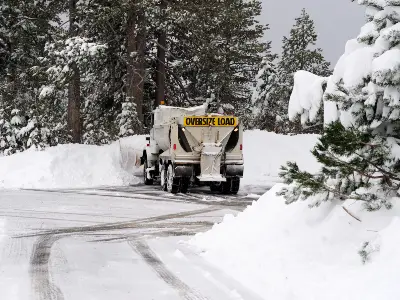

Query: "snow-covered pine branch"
left=288, top=70, right=329, bottom=126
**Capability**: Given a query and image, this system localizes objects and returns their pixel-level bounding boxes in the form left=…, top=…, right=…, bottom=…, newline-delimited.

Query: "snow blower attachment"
left=141, top=105, right=244, bottom=194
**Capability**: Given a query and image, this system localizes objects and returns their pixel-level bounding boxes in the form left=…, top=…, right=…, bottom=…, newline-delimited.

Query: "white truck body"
left=142, top=105, right=244, bottom=194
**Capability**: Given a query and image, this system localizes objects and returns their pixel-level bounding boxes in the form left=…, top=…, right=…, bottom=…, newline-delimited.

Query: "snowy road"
left=0, top=183, right=268, bottom=300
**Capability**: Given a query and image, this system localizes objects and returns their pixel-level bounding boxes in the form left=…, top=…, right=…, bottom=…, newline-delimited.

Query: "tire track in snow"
left=30, top=234, right=64, bottom=300
left=1, top=219, right=30, bottom=264
left=26, top=208, right=217, bottom=300
left=18, top=206, right=221, bottom=238
left=24, top=186, right=252, bottom=209
left=90, top=220, right=213, bottom=242
left=130, top=240, right=209, bottom=300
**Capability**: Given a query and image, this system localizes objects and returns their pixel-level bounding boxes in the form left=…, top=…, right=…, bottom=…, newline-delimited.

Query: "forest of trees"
left=0, top=0, right=331, bottom=155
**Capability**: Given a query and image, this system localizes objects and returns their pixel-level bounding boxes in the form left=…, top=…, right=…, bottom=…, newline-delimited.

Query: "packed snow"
left=0, top=131, right=319, bottom=190
left=0, top=218, right=4, bottom=245
left=189, top=184, right=400, bottom=300
left=0, top=136, right=145, bottom=189
left=242, top=130, right=319, bottom=187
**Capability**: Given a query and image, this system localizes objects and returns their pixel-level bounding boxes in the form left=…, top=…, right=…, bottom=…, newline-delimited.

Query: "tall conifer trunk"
left=126, top=4, right=146, bottom=123
left=68, top=0, right=81, bottom=143
left=155, top=0, right=167, bottom=108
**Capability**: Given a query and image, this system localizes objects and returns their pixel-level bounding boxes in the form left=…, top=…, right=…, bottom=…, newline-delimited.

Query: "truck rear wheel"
left=221, top=178, right=240, bottom=194
left=143, top=159, right=153, bottom=185
left=210, top=182, right=220, bottom=192
left=230, top=177, right=240, bottom=194
left=220, top=180, right=231, bottom=194
left=167, top=164, right=180, bottom=194
left=160, top=165, right=167, bottom=191
left=180, top=178, right=190, bottom=193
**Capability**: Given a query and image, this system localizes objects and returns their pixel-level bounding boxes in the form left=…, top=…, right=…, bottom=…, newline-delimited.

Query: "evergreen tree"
left=206, top=0, right=268, bottom=119
left=250, top=53, right=278, bottom=130
left=258, top=9, right=330, bottom=133
left=161, top=0, right=268, bottom=121
left=0, top=0, right=65, bottom=154
left=75, top=0, right=135, bottom=142
left=280, top=1, right=400, bottom=211
left=116, top=101, right=142, bottom=137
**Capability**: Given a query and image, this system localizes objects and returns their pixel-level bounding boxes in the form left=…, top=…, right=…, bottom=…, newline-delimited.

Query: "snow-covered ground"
left=0, top=129, right=333, bottom=299
left=0, top=131, right=318, bottom=191
left=2, top=130, right=396, bottom=299
left=189, top=184, right=400, bottom=300
left=0, top=186, right=259, bottom=300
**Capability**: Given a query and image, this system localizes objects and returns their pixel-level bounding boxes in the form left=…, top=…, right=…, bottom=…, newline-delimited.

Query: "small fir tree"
left=250, top=55, right=278, bottom=130
left=260, top=9, right=330, bottom=133
left=116, top=101, right=142, bottom=137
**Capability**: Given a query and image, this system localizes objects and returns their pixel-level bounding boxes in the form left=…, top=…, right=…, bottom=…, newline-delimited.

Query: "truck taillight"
left=173, top=144, right=177, bottom=150
left=147, top=143, right=150, bottom=147
left=240, top=144, right=243, bottom=150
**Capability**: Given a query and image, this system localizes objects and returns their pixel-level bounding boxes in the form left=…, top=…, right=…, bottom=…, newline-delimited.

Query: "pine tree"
left=116, top=101, right=142, bottom=137
left=77, top=0, right=149, bottom=138
left=250, top=53, right=278, bottom=130
left=260, top=9, right=330, bottom=133
left=159, top=0, right=268, bottom=120
left=0, top=0, right=65, bottom=154
left=279, top=1, right=400, bottom=211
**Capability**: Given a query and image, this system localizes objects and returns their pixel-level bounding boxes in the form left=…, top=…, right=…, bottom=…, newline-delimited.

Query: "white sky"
left=259, top=0, right=366, bottom=64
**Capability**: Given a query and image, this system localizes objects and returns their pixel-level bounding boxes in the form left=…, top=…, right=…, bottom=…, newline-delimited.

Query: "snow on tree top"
left=357, top=22, right=379, bottom=42
left=343, top=46, right=376, bottom=89
left=11, top=116, right=22, bottom=126
left=359, top=0, right=390, bottom=8
left=381, top=22, right=400, bottom=43
left=289, top=71, right=328, bottom=124
left=372, top=48, right=400, bottom=85
left=39, top=86, right=55, bottom=99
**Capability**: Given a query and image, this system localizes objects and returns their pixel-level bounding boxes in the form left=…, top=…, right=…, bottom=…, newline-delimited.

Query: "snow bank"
left=0, top=130, right=317, bottom=190
left=242, top=130, right=320, bottom=187
left=190, top=184, right=400, bottom=300
left=0, top=135, right=146, bottom=189
left=0, top=218, right=5, bottom=263
left=0, top=219, right=4, bottom=243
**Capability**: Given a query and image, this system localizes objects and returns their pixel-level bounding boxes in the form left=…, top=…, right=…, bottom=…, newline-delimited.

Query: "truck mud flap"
left=174, top=166, right=193, bottom=177
left=225, top=165, right=244, bottom=177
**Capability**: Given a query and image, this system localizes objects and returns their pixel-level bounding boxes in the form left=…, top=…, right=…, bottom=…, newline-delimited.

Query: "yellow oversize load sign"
left=184, top=116, right=238, bottom=127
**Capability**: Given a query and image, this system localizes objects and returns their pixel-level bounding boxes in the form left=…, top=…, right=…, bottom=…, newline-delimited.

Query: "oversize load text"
left=184, top=116, right=237, bottom=127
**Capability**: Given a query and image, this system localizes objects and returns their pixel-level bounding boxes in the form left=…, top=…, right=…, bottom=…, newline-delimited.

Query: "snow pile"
left=242, top=130, right=320, bottom=187
left=0, top=130, right=317, bottom=189
left=0, top=136, right=146, bottom=189
left=288, top=71, right=328, bottom=124
left=190, top=184, right=400, bottom=300
left=0, top=219, right=4, bottom=243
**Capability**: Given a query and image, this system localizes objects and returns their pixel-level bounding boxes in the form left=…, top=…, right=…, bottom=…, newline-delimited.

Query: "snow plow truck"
left=141, top=105, right=244, bottom=194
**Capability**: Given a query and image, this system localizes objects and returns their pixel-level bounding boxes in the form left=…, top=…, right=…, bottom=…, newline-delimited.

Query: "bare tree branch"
left=342, top=206, right=362, bottom=222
